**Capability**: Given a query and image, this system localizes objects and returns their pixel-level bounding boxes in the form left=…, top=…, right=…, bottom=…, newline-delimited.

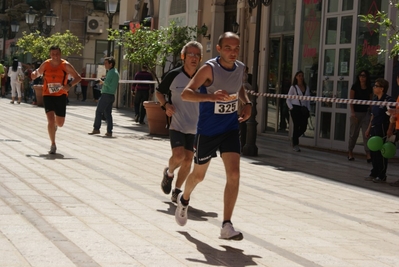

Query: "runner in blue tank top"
left=174, top=32, right=252, bottom=240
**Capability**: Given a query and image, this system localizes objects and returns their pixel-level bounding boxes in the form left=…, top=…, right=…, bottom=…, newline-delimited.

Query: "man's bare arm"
left=181, top=65, right=230, bottom=103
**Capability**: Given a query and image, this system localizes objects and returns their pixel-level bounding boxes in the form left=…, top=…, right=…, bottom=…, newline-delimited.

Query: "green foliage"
left=108, top=21, right=200, bottom=83
left=359, top=8, right=399, bottom=57
left=16, top=30, right=83, bottom=61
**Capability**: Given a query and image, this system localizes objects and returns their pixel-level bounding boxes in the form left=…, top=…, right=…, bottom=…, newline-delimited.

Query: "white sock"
left=167, top=170, right=174, bottom=177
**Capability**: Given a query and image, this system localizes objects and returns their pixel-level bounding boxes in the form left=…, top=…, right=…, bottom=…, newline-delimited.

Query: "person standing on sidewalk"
left=133, top=65, right=154, bottom=124
left=31, top=46, right=81, bottom=154
left=286, top=70, right=311, bottom=152
left=365, top=78, right=395, bottom=183
left=31, top=61, right=42, bottom=105
left=175, top=32, right=252, bottom=240
left=347, top=70, right=372, bottom=162
left=88, top=56, right=119, bottom=137
left=8, top=59, right=24, bottom=104
left=0, top=60, right=5, bottom=97
left=156, top=41, right=203, bottom=203
left=80, top=68, right=89, bottom=102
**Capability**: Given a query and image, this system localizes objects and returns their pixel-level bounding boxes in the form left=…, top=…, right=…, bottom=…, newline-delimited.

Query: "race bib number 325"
left=214, top=94, right=238, bottom=114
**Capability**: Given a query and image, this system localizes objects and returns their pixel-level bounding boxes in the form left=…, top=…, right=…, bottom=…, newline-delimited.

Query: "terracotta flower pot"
left=143, top=101, right=169, bottom=136
left=33, top=85, right=44, bottom=107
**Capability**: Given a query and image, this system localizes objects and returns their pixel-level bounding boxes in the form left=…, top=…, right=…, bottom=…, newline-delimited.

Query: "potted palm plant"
left=109, top=21, right=200, bottom=135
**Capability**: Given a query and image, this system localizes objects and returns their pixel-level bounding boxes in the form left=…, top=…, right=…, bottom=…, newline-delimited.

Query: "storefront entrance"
left=317, top=0, right=356, bottom=150
left=266, top=35, right=294, bottom=134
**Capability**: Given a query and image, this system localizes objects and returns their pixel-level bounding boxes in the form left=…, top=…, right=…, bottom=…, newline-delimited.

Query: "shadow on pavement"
left=178, top=231, right=261, bottom=266
left=26, top=154, right=75, bottom=160
left=244, top=135, right=399, bottom=198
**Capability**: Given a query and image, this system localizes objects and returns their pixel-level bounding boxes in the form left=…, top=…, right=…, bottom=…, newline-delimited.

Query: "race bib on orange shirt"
left=48, top=83, right=62, bottom=94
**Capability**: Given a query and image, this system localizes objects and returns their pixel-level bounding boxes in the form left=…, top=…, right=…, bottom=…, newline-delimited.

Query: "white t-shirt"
left=8, top=66, right=24, bottom=82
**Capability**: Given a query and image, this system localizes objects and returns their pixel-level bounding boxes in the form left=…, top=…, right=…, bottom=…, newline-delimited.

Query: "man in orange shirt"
left=31, top=46, right=81, bottom=154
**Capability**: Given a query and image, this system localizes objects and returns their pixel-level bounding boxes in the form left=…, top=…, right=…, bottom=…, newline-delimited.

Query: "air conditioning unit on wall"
left=86, top=16, right=104, bottom=34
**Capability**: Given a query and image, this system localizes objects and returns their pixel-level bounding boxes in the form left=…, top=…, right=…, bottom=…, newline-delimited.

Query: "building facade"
left=176, top=0, right=395, bottom=153
left=259, top=0, right=393, bottom=152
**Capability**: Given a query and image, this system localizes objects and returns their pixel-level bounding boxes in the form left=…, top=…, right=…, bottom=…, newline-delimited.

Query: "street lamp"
left=105, top=0, right=120, bottom=57
left=25, top=6, right=58, bottom=36
left=0, top=20, right=19, bottom=59
left=243, top=0, right=272, bottom=157
left=10, top=21, right=20, bottom=34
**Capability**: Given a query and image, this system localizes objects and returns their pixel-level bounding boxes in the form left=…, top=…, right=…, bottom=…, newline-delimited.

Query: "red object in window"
left=129, top=22, right=141, bottom=33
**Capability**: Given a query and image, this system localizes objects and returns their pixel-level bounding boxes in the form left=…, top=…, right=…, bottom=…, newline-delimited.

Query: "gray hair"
left=181, top=41, right=203, bottom=56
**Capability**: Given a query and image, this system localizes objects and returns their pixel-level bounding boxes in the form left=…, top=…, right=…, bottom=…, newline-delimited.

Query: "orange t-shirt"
left=42, top=59, right=69, bottom=96
left=396, top=96, right=399, bottom=130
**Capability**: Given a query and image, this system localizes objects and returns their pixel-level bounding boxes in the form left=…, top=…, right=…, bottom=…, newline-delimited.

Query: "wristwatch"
left=245, top=102, right=253, bottom=106
left=161, top=102, right=167, bottom=110
left=67, top=82, right=73, bottom=88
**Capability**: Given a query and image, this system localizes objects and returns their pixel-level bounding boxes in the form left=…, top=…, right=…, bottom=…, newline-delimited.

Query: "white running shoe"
left=219, top=222, right=243, bottom=240
left=175, top=192, right=188, bottom=226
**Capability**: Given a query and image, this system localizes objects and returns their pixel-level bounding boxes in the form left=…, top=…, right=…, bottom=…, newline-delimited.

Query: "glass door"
left=318, top=0, right=355, bottom=149
left=266, top=35, right=294, bottom=133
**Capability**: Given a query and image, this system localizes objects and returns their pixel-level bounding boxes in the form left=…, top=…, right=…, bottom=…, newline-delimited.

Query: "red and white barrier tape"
left=246, top=90, right=399, bottom=107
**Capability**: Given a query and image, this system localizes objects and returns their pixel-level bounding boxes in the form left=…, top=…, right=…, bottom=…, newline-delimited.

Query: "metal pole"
left=115, top=43, right=121, bottom=109
left=242, top=2, right=262, bottom=156
left=1, top=1, right=5, bottom=59
left=107, top=13, right=114, bottom=57
left=2, top=28, right=6, bottom=59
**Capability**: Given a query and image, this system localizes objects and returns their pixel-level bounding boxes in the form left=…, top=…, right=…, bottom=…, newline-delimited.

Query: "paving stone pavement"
left=0, top=97, right=398, bottom=267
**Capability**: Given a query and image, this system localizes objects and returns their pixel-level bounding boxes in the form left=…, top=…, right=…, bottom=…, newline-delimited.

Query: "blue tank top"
left=197, top=57, right=245, bottom=136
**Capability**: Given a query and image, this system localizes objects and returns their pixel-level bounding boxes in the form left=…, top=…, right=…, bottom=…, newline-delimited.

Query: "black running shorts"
left=43, top=95, right=67, bottom=117
left=169, top=129, right=195, bottom=151
left=194, top=129, right=240, bottom=165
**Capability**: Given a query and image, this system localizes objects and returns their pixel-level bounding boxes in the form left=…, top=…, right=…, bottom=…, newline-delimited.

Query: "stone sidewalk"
left=0, top=97, right=398, bottom=267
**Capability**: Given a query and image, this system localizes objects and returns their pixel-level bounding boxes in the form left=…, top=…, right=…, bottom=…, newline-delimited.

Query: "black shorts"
left=169, top=130, right=195, bottom=151
left=194, top=129, right=240, bottom=165
left=43, top=95, right=67, bottom=117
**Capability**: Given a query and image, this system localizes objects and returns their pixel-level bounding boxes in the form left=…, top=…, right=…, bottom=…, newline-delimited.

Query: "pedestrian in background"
left=133, top=65, right=154, bottom=124
left=80, top=68, right=89, bottom=101
left=286, top=70, right=310, bottom=152
left=31, top=46, right=81, bottom=154
left=88, top=56, right=120, bottom=137
left=365, top=78, right=395, bottom=183
left=156, top=41, right=203, bottom=203
left=92, top=74, right=102, bottom=102
left=0, top=60, right=5, bottom=98
left=347, top=70, right=373, bottom=162
left=31, top=61, right=42, bottom=105
left=25, top=63, right=34, bottom=103
left=8, top=59, right=24, bottom=104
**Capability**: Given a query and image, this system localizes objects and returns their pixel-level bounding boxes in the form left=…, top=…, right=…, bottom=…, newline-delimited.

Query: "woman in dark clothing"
left=347, top=70, right=373, bottom=162
left=286, top=70, right=310, bottom=152
left=365, top=78, right=395, bottom=183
